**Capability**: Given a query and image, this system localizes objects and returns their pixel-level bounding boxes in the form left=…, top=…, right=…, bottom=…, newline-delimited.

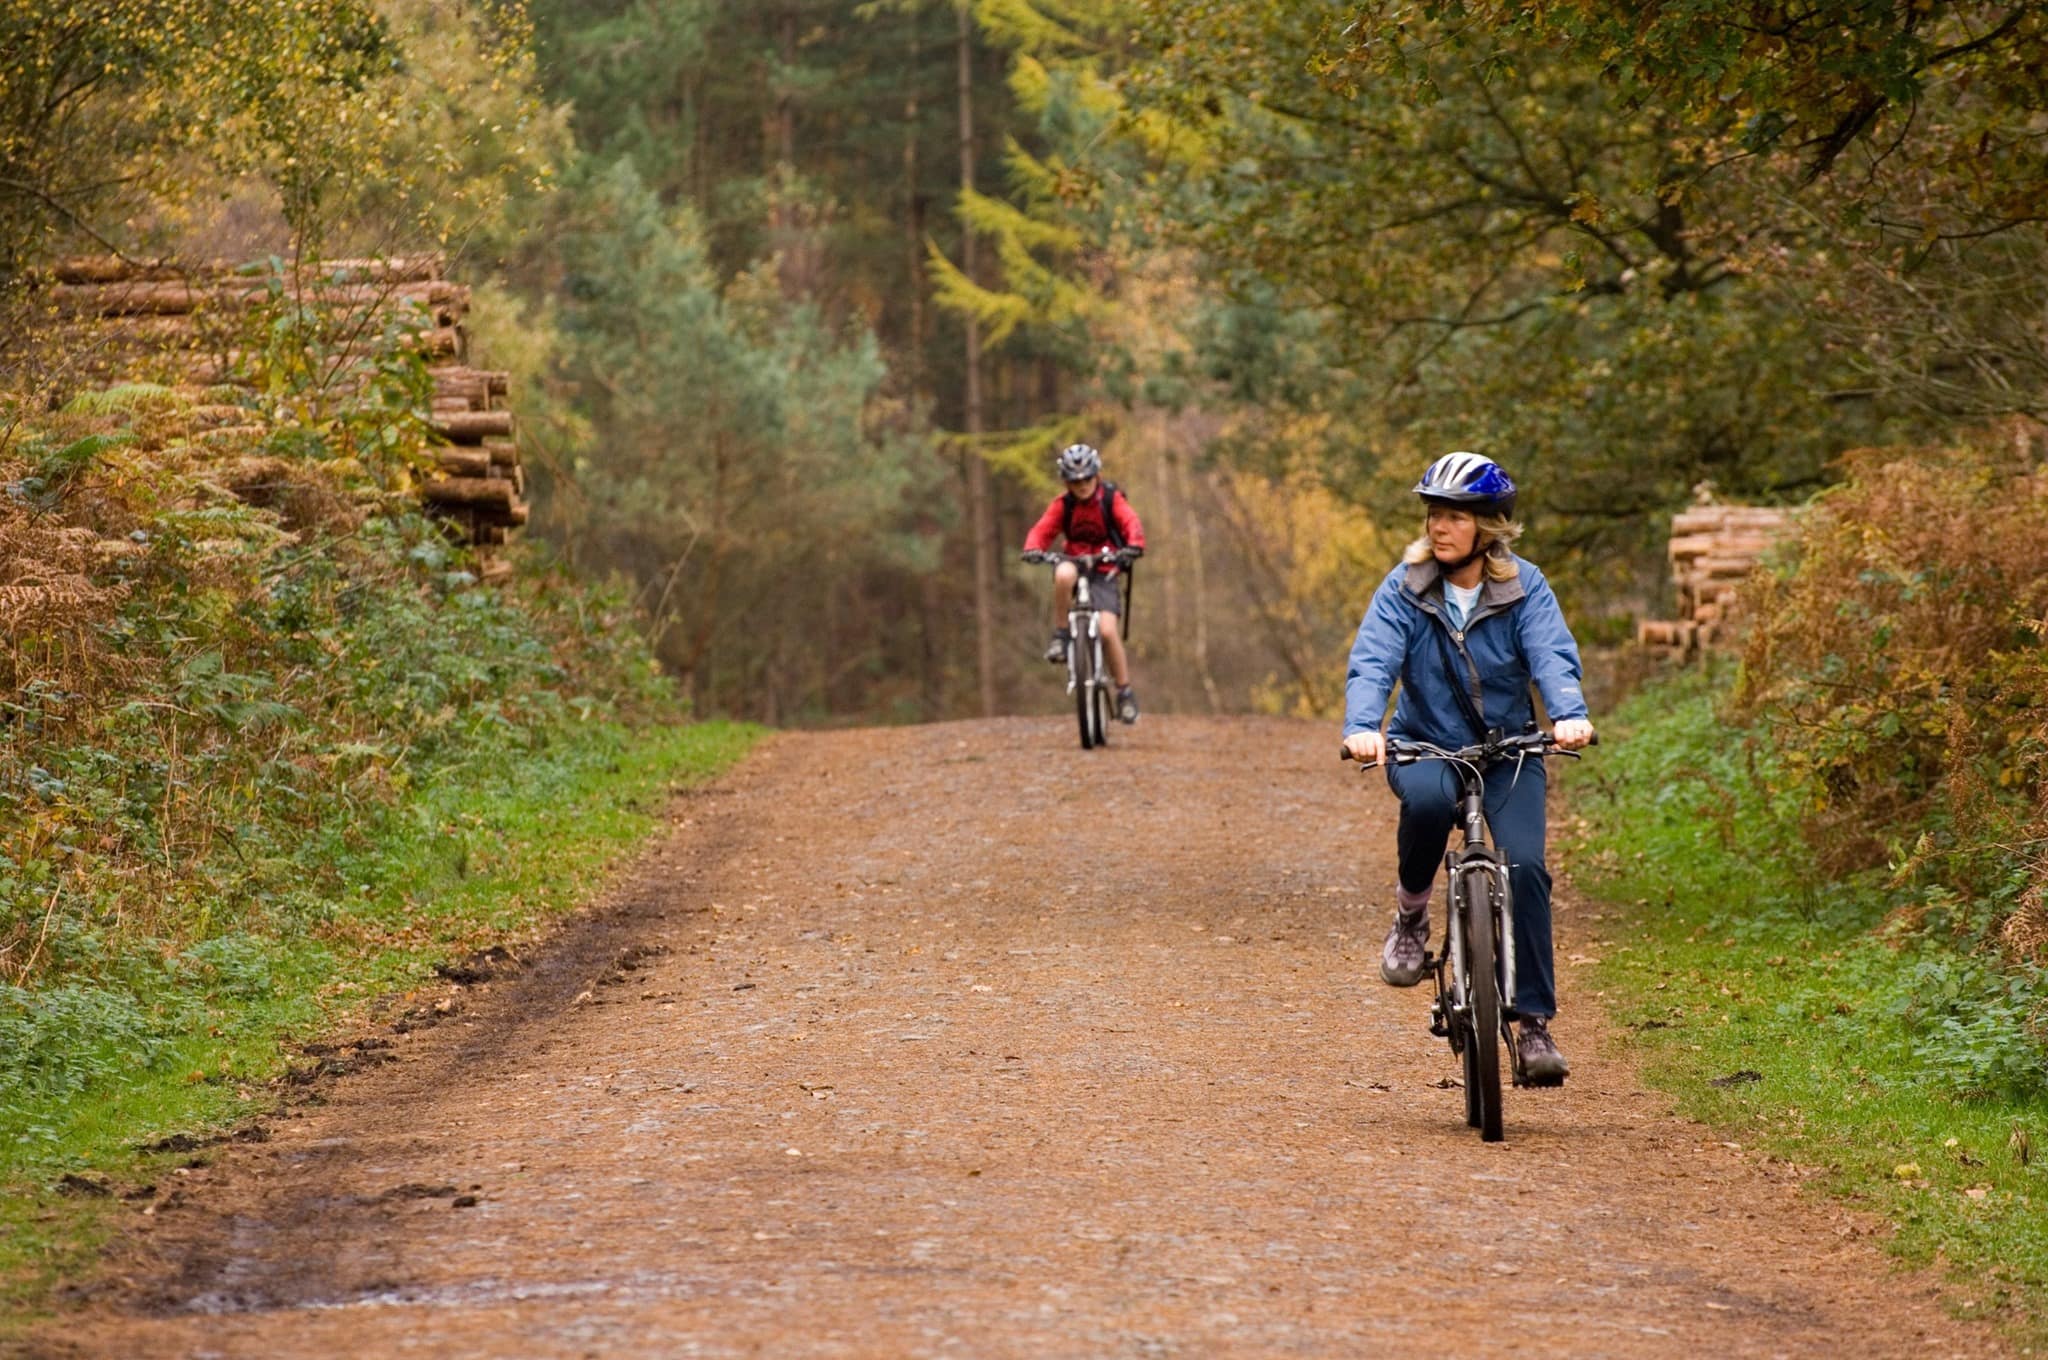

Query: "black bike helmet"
left=1056, top=442, right=1102, bottom=482
left=1413, top=451, right=1517, bottom=519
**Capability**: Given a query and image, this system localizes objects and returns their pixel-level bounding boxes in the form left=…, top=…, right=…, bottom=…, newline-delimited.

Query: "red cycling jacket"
left=1022, top=484, right=1146, bottom=564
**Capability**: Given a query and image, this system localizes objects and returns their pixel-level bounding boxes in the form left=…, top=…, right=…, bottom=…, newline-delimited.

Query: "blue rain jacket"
left=1343, top=555, right=1588, bottom=744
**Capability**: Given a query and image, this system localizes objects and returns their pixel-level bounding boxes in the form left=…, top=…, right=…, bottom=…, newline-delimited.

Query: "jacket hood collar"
left=1402, top=556, right=1526, bottom=610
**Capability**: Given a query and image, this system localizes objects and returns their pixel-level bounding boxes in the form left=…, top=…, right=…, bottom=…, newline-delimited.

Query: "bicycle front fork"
left=1065, top=610, right=1097, bottom=695
left=1425, top=860, right=1519, bottom=1046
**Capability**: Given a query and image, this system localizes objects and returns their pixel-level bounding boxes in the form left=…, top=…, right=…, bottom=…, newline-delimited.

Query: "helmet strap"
left=1448, top=538, right=1491, bottom=576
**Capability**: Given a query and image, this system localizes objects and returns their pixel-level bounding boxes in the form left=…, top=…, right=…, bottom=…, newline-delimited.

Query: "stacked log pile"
left=1637, top=501, right=1796, bottom=657
left=423, top=367, right=526, bottom=547
left=43, top=256, right=526, bottom=548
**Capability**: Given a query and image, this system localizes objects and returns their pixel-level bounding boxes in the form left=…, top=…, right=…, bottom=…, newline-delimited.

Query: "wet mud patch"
left=433, top=944, right=523, bottom=986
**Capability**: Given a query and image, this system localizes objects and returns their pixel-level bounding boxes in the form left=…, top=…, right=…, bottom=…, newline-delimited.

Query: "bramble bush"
left=1582, top=663, right=2048, bottom=1110
left=1735, top=430, right=2048, bottom=958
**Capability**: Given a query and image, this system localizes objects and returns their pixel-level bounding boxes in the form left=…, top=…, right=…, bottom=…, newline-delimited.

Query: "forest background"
left=7, top=0, right=2045, bottom=723
left=4, top=0, right=2048, bottom=1322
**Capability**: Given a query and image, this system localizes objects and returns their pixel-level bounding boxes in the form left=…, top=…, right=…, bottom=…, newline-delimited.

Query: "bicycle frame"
left=1348, top=727, right=1582, bottom=1138
left=1027, top=548, right=1117, bottom=749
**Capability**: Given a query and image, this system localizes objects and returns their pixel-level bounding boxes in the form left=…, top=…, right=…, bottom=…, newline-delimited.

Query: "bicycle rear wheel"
left=1461, top=876, right=1505, bottom=1142
left=1073, top=634, right=1096, bottom=749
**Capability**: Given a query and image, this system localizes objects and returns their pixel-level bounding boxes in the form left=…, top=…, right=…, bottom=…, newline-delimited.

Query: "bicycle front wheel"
left=1089, top=657, right=1111, bottom=747
left=1461, top=876, right=1504, bottom=1142
left=1073, top=632, right=1096, bottom=749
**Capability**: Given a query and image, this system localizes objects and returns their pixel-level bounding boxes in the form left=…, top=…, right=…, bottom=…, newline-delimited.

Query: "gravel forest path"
left=31, top=717, right=2004, bottom=1359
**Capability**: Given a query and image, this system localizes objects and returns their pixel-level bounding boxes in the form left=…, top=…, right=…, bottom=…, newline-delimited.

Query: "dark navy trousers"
left=1386, top=754, right=1556, bottom=1019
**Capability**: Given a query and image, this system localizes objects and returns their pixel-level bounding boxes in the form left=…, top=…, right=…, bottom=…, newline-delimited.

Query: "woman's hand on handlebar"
left=1342, top=730, right=1385, bottom=764
left=1553, top=718, right=1595, bottom=751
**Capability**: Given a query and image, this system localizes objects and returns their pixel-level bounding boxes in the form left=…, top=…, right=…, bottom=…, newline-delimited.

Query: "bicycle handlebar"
left=1022, top=548, right=1132, bottom=569
left=1339, top=729, right=1597, bottom=770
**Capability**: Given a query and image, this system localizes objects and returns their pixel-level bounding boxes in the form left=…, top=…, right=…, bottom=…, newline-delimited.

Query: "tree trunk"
left=1171, top=443, right=1225, bottom=712
left=907, top=7, right=946, bottom=718
left=958, top=3, right=997, bottom=717
left=904, top=9, right=926, bottom=395
left=777, top=10, right=797, bottom=166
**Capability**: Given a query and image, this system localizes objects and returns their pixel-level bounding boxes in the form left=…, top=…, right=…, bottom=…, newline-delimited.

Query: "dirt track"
left=29, top=717, right=2005, bottom=1358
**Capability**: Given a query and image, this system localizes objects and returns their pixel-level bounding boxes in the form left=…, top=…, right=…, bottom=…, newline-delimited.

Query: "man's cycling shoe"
left=1045, top=629, right=1071, bottom=665
left=1117, top=685, right=1139, bottom=724
left=1516, top=1017, right=1570, bottom=1086
left=1379, top=908, right=1429, bottom=987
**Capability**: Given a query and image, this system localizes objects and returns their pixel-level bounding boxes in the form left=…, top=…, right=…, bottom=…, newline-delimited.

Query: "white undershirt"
left=1445, top=579, right=1481, bottom=631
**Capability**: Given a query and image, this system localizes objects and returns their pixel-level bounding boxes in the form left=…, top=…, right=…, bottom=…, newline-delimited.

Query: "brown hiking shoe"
left=1379, top=908, right=1429, bottom=987
left=1517, top=1017, right=1569, bottom=1086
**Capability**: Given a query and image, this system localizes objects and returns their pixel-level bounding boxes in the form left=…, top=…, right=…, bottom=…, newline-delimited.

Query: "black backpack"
left=1060, top=482, right=1127, bottom=550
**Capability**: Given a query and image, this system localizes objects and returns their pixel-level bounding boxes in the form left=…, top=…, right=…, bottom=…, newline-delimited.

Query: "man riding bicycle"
left=1022, top=443, right=1145, bottom=724
left=1339, top=453, right=1594, bottom=1082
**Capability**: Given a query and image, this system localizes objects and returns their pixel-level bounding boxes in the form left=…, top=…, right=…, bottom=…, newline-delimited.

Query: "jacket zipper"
left=1421, top=595, right=1491, bottom=734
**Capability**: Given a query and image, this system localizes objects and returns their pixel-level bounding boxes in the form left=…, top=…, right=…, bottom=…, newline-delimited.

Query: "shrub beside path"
left=30, top=717, right=2006, bottom=1358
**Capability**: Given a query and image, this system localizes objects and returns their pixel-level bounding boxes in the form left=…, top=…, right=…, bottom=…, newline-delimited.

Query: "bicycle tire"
left=1073, top=630, right=1096, bottom=749
left=1463, top=871, right=1505, bottom=1142
left=1462, top=1027, right=1483, bottom=1128
left=1090, top=649, right=1111, bottom=747
left=1455, top=879, right=1482, bottom=1128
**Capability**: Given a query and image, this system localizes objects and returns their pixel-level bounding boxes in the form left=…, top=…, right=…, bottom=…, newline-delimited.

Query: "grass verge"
left=0, top=715, right=760, bottom=1328
left=1566, top=665, right=2048, bottom=1344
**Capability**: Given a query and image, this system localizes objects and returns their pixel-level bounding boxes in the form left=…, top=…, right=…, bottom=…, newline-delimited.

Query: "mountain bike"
left=1344, top=727, right=1588, bottom=1142
left=1024, top=548, right=1124, bottom=750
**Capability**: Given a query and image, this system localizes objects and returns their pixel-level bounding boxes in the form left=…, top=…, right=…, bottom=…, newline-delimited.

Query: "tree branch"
left=0, top=176, right=137, bottom=262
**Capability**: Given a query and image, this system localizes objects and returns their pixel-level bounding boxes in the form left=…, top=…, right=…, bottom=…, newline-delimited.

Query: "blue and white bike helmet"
left=1056, top=442, right=1102, bottom=482
left=1413, top=451, right=1516, bottom=519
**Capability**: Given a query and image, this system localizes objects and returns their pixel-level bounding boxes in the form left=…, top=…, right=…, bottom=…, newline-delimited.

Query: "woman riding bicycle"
left=1339, top=453, right=1594, bottom=1082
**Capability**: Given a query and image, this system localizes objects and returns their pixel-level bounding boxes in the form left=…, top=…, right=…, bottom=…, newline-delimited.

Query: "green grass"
left=0, top=715, right=760, bottom=1326
left=1568, top=666, right=2048, bottom=1341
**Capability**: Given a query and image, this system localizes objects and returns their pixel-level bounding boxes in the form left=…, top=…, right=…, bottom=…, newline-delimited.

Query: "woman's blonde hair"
left=1403, top=511, right=1523, bottom=583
